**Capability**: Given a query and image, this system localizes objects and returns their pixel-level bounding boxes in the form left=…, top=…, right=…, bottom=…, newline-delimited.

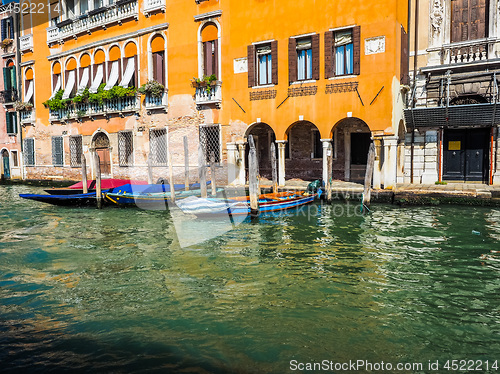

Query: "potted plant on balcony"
left=73, top=87, right=90, bottom=104
left=138, top=80, right=165, bottom=98
left=14, top=101, right=33, bottom=111
left=191, top=74, right=218, bottom=95
left=1, top=38, right=13, bottom=51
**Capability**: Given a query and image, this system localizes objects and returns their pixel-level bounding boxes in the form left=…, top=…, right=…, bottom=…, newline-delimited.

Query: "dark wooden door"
left=443, top=129, right=489, bottom=181
left=96, top=148, right=111, bottom=175
left=2, top=156, right=10, bottom=179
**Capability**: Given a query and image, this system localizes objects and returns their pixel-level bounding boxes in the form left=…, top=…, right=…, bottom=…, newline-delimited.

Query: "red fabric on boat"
left=68, top=179, right=148, bottom=189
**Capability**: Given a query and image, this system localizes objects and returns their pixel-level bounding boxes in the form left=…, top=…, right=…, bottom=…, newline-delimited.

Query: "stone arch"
left=197, top=20, right=221, bottom=79
left=283, top=120, right=322, bottom=181
left=450, top=94, right=488, bottom=105
left=92, top=131, right=111, bottom=176
left=245, top=122, right=276, bottom=179
left=92, top=131, right=110, bottom=149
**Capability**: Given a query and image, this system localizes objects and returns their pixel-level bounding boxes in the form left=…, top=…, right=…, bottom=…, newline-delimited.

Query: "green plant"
left=88, top=83, right=106, bottom=105
left=1, top=38, right=13, bottom=49
left=42, top=90, right=65, bottom=111
left=435, top=181, right=448, bottom=185
left=137, top=80, right=165, bottom=98
left=191, top=74, right=218, bottom=94
left=76, top=110, right=86, bottom=118
left=73, top=87, right=90, bottom=103
left=14, top=101, right=33, bottom=111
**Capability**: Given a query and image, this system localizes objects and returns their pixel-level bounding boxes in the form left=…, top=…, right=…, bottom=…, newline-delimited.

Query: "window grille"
left=150, top=128, right=167, bottom=166
left=199, top=124, right=221, bottom=164
left=24, top=138, right=35, bottom=166
left=52, top=136, right=64, bottom=166
left=119, top=131, right=134, bottom=166
left=70, top=135, right=82, bottom=167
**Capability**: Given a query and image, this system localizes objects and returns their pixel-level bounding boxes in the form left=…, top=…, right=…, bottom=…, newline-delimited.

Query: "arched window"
left=200, top=22, right=219, bottom=79
left=150, top=35, right=165, bottom=85
left=51, top=61, right=62, bottom=98
left=105, top=45, right=121, bottom=90
left=63, top=58, right=77, bottom=99
left=90, top=49, right=105, bottom=92
left=78, top=53, right=91, bottom=93
left=24, top=67, right=34, bottom=104
left=119, top=42, right=137, bottom=88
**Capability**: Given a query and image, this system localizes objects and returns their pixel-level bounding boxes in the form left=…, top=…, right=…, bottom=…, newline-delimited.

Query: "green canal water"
left=1, top=185, right=499, bottom=373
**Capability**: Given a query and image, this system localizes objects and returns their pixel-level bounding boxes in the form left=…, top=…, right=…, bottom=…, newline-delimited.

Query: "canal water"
left=1, top=185, right=499, bottom=373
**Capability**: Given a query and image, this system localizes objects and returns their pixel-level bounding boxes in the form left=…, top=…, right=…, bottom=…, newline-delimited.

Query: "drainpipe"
left=410, top=0, right=419, bottom=184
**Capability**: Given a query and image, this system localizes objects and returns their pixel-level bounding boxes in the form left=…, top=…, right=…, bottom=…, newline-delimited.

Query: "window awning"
left=119, top=57, right=135, bottom=88
left=104, top=61, right=119, bottom=90
left=77, top=67, right=89, bottom=94
left=256, top=45, right=271, bottom=55
left=62, top=70, right=75, bottom=99
left=90, top=64, right=103, bottom=93
left=24, top=80, right=34, bottom=102
left=296, top=38, right=311, bottom=50
left=50, top=75, right=61, bottom=98
left=335, top=30, right=352, bottom=46
left=404, top=103, right=499, bottom=128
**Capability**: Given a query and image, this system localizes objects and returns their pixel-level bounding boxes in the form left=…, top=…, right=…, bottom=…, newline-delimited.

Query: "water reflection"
left=1, top=185, right=499, bottom=373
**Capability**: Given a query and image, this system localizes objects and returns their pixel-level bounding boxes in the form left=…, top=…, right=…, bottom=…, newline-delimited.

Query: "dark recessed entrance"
left=350, top=132, right=371, bottom=183
left=443, top=128, right=490, bottom=182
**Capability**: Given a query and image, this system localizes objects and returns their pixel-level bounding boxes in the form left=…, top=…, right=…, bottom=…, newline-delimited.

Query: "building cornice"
left=194, top=10, right=222, bottom=22
left=20, top=60, right=35, bottom=67
left=47, top=22, right=169, bottom=61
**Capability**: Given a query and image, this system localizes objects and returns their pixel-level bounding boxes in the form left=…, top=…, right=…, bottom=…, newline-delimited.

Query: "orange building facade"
left=18, top=0, right=409, bottom=188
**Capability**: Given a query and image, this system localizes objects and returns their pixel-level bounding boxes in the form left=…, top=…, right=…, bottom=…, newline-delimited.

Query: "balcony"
left=441, top=40, right=490, bottom=65
left=49, top=95, right=140, bottom=122
left=194, top=81, right=221, bottom=108
left=145, top=92, right=167, bottom=111
left=20, top=34, right=33, bottom=53
left=20, top=109, right=35, bottom=124
left=0, top=90, right=17, bottom=103
left=46, top=0, right=138, bottom=45
left=143, top=0, right=165, bottom=16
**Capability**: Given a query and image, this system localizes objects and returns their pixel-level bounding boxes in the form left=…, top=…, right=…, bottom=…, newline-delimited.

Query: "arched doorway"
left=285, top=121, right=322, bottom=181
left=92, top=132, right=111, bottom=176
left=245, top=123, right=276, bottom=179
left=331, top=118, right=371, bottom=183
left=1, top=150, right=10, bottom=180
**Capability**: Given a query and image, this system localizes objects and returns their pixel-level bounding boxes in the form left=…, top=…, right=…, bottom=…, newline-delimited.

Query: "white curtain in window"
left=335, top=47, right=345, bottom=76
left=119, top=57, right=135, bottom=88
left=62, top=70, right=75, bottom=99
left=25, top=80, right=34, bottom=102
left=306, top=49, right=312, bottom=80
left=346, top=44, right=353, bottom=74
left=297, top=50, right=305, bottom=81
left=50, top=75, right=61, bottom=99
left=77, top=67, right=89, bottom=94
left=90, top=64, right=103, bottom=93
left=258, top=55, right=267, bottom=85
left=104, top=61, right=119, bottom=90
left=335, top=30, right=352, bottom=46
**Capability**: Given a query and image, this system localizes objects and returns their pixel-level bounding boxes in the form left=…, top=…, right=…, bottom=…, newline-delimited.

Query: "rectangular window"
left=52, top=136, right=64, bottom=166
left=452, top=0, right=487, bottom=42
left=257, top=44, right=272, bottom=85
left=3, top=66, right=16, bottom=92
left=5, top=112, right=17, bottom=135
left=11, top=150, right=18, bottom=167
left=150, top=128, right=167, bottom=166
left=296, top=38, right=312, bottom=81
left=200, top=124, right=221, bottom=164
left=69, top=135, right=82, bottom=167
left=66, top=0, right=76, bottom=18
left=334, top=30, right=353, bottom=76
left=203, top=40, right=218, bottom=78
left=24, top=138, right=35, bottom=166
left=1, top=17, right=14, bottom=41
left=118, top=131, right=134, bottom=166
left=80, top=0, right=89, bottom=14
left=312, top=130, right=322, bottom=159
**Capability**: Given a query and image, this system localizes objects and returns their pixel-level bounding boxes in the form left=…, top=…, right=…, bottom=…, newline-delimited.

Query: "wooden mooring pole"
left=147, top=153, right=153, bottom=185
left=95, top=152, right=102, bottom=209
left=198, top=143, right=207, bottom=198
left=271, top=143, right=278, bottom=194
left=326, top=143, right=333, bottom=203
left=210, top=152, right=217, bottom=197
left=248, top=135, right=260, bottom=217
left=184, top=136, right=189, bottom=191
left=167, top=135, right=176, bottom=204
left=81, top=154, right=88, bottom=194
left=362, top=143, right=376, bottom=209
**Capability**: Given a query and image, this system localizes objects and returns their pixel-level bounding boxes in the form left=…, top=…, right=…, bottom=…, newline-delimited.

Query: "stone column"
left=276, top=140, right=287, bottom=186
left=321, top=138, right=332, bottom=185
left=226, top=142, right=238, bottom=186
left=237, top=142, right=246, bottom=185
left=372, top=137, right=382, bottom=189
left=493, top=126, right=500, bottom=185
left=421, top=130, right=439, bottom=184
left=382, top=136, right=398, bottom=189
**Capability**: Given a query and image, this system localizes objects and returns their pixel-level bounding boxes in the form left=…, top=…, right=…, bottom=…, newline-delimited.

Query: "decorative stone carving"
left=364, top=36, right=385, bottom=55
left=430, top=0, right=444, bottom=45
left=233, top=57, right=248, bottom=74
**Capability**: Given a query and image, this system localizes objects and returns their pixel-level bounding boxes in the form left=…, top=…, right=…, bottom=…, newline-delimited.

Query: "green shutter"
left=3, top=67, right=10, bottom=91
left=5, top=112, right=12, bottom=134
left=10, top=66, right=16, bottom=91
